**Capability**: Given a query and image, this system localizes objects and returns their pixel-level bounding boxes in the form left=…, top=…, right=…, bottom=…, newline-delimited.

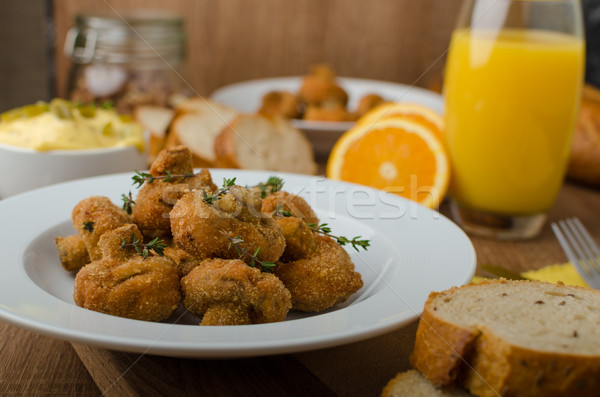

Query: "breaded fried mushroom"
left=72, top=196, right=132, bottom=261
left=303, top=104, right=354, bottom=122
left=163, top=246, right=203, bottom=278
left=298, top=64, right=348, bottom=107
left=355, top=93, right=384, bottom=118
left=261, top=191, right=319, bottom=225
left=132, top=145, right=217, bottom=238
left=274, top=217, right=317, bottom=262
left=274, top=235, right=363, bottom=312
left=258, top=91, right=300, bottom=119
left=55, top=235, right=90, bottom=272
left=73, top=224, right=181, bottom=322
left=181, top=258, right=291, bottom=325
left=171, top=185, right=285, bottom=263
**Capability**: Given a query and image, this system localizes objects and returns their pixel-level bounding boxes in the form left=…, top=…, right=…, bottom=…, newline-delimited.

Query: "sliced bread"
left=214, top=114, right=317, bottom=175
left=410, top=279, right=600, bottom=397
left=166, top=97, right=238, bottom=167
left=134, top=105, right=176, bottom=164
left=381, top=370, right=473, bottom=397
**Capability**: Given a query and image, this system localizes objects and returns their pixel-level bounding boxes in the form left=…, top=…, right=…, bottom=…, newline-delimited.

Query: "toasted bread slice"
left=167, top=98, right=238, bottom=167
left=214, top=114, right=317, bottom=175
left=410, top=279, right=600, bottom=397
left=567, top=84, right=600, bottom=188
left=381, top=370, right=472, bottom=397
left=134, top=106, right=176, bottom=165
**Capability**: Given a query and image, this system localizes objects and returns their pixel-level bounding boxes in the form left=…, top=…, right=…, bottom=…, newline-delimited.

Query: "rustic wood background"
left=53, top=0, right=462, bottom=99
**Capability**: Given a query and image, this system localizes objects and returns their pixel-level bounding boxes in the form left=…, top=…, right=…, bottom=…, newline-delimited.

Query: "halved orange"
left=355, top=102, right=445, bottom=142
left=326, top=117, right=449, bottom=209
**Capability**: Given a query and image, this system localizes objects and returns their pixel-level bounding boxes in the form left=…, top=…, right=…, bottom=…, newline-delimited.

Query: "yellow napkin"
left=473, top=263, right=588, bottom=287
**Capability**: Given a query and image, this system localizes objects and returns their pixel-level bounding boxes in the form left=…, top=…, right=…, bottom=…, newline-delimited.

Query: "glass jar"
left=64, top=12, right=186, bottom=114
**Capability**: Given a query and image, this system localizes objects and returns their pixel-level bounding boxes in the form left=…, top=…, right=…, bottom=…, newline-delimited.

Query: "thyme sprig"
left=307, top=223, right=371, bottom=252
left=121, top=191, right=135, bottom=214
left=223, top=232, right=276, bottom=272
left=202, top=177, right=236, bottom=204
left=272, top=206, right=370, bottom=252
left=272, top=205, right=293, bottom=218
left=121, top=234, right=167, bottom=259
left=131, top=170, right=196, bottom=188
left=255, top=176, right=284, bottom=198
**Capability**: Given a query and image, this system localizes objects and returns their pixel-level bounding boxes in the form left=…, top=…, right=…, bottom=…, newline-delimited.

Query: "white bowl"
left=211, top=76, right=444, bottom=159
left=0, top=143, right=147, bottom=198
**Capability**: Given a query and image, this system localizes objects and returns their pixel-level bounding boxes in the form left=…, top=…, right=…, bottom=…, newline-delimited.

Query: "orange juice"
left=444, top=28, right=584, bottom=215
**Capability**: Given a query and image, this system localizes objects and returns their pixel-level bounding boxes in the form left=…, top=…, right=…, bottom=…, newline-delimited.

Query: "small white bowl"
left=0, top=142, right=147, bottom=198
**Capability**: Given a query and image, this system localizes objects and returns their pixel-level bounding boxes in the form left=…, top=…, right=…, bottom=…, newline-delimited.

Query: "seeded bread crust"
left=409, top=299, right=479, bottom=386
left=410, top=279, right=600, bottom=397
left=465, top=325, right=600, bottom=397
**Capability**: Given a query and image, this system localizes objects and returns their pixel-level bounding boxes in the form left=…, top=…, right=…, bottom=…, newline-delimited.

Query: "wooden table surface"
left=1, top=181, right=598, bottom=397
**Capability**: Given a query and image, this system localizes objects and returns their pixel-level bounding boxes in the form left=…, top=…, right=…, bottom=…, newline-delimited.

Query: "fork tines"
left=551, top=217, right=600, bottom=288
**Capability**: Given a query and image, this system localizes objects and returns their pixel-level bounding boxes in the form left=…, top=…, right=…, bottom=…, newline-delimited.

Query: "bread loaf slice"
left=381, top=370, right=473, bottom=397
left=214, top=114, right=317, bottom=175
left=567, top=84, right=600, bottom=188
left=166, top=98, right=238, bottom=167
left=134, top=106, right=176, bottom=165
left=410, top=279, right=600, bottom=397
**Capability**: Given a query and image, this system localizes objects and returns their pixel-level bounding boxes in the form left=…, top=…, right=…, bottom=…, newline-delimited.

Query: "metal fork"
left=551, top=217, right=600, bottom=289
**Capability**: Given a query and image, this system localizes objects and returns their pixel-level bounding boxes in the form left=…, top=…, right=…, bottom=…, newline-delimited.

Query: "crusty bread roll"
left=166, top=98, right=238, bottom=167
left=410, top=279, right=600, bottom=397
left=381, top=370, right=472, bottom=397
left=214, top=114, right=317, bottom=175
left=567, top=84, right=600, bottom=188
left=134, top=105, right=175, bottom=165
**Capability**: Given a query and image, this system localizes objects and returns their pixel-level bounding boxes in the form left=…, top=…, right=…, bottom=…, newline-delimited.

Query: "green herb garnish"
left=224, top=233, right=276, bottom=272
left=121, top=191, right=135, bottom=214
left=131, top=170, right=196, bottom=188
left=255, top=176, right=284, bottom=198
left=202, top=177, right=236, bottom=204
left=307, top=223, right=370, bottom=252
left=121, top=235, right=167, bottom=259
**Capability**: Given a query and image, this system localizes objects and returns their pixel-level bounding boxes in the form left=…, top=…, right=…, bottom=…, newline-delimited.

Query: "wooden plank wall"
left=1, top=1, right=50, bottom=111
left=53, top=0, right=461, bottom=98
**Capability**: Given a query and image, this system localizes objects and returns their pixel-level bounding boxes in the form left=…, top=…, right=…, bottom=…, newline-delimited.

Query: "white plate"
left=0, top=170, right=475, bottom=358
left=211, top=77, right=444, bottom=158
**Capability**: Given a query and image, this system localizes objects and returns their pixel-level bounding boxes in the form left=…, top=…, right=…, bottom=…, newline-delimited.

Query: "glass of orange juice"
left=444, top=0, right=585, bottom=239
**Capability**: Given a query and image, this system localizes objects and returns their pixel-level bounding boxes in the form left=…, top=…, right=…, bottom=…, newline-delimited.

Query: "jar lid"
left=64, top=11, right=185, bottom=65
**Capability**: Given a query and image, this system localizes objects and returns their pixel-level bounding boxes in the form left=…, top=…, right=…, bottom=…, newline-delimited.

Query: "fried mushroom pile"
left=55, top=145, right=365, bottom=326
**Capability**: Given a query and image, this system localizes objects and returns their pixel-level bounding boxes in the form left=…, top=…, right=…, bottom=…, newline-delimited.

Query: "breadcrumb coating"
left=171, top=185, right=285, bottom=263
left=132, top=145, right=217, bottom=238
left=274, top=235, right=363, bottom=312
left=181, top=258, right=291, bottom=325
left=261, top=191, right=319, bottom=225
left=72, top=196, right=132, bottom=261
left=73, top=224, right=181, bottom=322
left=55, top=234, right=90, bottom=272
left=275, top=217, right=317, bottom=262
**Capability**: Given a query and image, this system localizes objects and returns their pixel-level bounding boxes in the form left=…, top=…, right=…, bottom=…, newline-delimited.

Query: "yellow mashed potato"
left=0, top=99, right=145, bottom=151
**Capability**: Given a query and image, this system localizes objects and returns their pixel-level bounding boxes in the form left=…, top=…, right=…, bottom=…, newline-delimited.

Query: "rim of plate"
left=0, top=169, right=474, bottom=358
